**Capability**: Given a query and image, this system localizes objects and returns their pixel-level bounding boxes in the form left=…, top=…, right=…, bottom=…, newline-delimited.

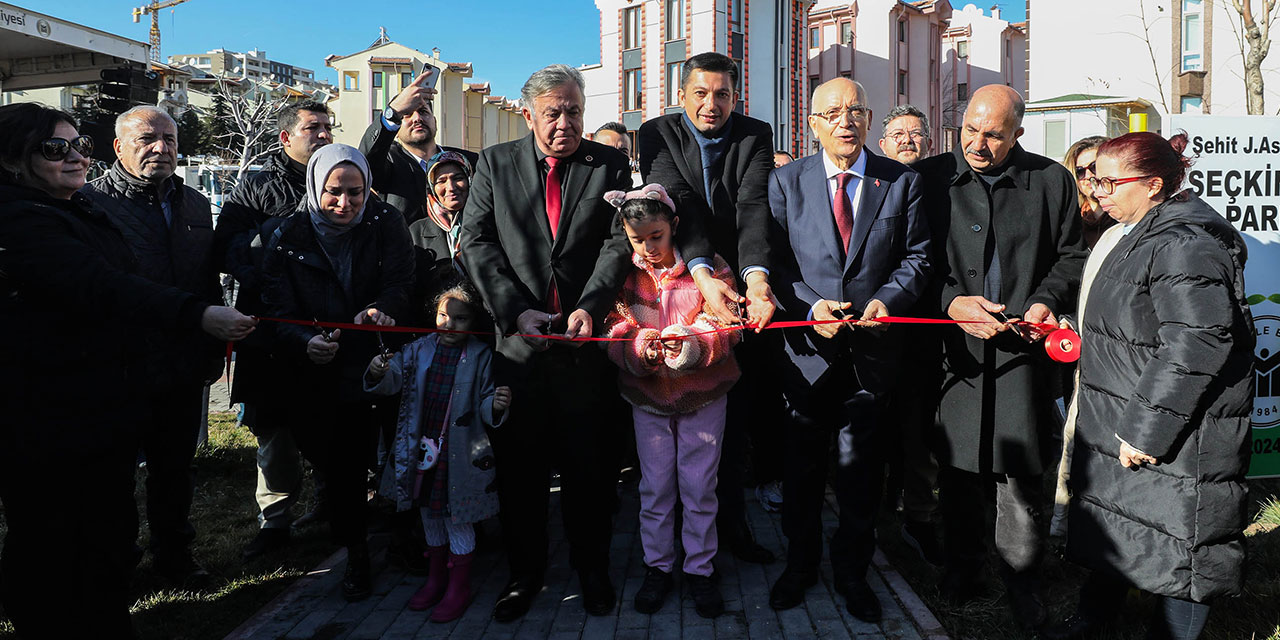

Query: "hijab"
left=305, top=143, right=371, bottom=238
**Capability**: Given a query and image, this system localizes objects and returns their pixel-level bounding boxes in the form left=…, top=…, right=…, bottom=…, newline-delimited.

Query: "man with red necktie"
left=459, top=64, right=633, bottom=622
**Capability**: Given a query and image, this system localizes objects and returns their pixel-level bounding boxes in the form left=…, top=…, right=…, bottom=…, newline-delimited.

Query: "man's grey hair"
left=520, top=64, right=586, bottom=111
left=881, top=105, right=930, bottom=136
left=115, top=105, right=177, bottom=139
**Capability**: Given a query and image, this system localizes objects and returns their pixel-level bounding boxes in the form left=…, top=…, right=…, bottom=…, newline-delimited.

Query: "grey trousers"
left=245, top=403, right=303, bottom=530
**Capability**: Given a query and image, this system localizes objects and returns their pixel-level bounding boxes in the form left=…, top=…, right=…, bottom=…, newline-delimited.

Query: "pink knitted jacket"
left=603, top=251, right=741, bottom=416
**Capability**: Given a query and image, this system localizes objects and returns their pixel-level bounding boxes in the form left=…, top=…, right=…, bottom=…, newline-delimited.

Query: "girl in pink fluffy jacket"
left=601, top=184, right=741, bottom=619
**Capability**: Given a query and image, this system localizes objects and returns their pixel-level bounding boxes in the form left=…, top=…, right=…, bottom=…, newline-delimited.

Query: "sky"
left=29, top=0, right=1026, bottom=98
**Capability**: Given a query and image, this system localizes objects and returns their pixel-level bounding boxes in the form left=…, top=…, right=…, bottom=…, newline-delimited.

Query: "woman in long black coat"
left=260, top=143, right=414, bottom=601
left=1045, top=132, right=1254, bottom=640
left=0, top=103, right=255, bottom=638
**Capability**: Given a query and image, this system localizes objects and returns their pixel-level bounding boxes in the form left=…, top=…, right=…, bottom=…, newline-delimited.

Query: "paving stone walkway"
left=222, top=472, right=947, bottom=640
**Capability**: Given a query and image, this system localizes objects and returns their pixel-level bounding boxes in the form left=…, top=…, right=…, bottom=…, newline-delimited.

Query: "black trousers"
left=780, top=359, right=886, bottom=580
left=138, top=384, right=205, bottom=564
left=938, top=466, right=1044, bottom=587
left=719, top=332, right=788, bottom=524
left=1, top=430, right=138, bottom=638
left=290, top=401, right=386, bottom=548
left=1077, top=572, right=1212, bottom=640
left=493, top=347, right=620, bottom=579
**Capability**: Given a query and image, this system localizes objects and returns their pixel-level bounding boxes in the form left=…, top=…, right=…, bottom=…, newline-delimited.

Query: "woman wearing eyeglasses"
left=1043, top=131, right=1254, bottom=640
left=0, top=103, right=256, bottom=638
left=1062, top=136, right=1114, bottom=249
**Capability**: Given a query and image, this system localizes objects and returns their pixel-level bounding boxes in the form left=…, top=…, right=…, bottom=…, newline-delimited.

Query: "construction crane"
left=132, top=0, right=194, bottom=65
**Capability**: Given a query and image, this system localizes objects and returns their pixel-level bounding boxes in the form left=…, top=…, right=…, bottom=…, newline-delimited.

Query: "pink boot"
left=429, top=553, right=473, bottom=622
left=407, top=545, right=449, bottom=611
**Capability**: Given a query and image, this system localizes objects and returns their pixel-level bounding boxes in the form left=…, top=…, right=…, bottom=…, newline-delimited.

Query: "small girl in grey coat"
left=365, top=279, right=510, bottom=622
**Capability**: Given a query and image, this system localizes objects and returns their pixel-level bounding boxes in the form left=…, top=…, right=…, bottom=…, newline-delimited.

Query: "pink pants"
left=632, top=395, right=727, bottom=577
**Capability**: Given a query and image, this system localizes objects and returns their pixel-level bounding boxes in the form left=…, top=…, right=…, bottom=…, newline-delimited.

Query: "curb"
left=874, top=548, right=951, bottom=640
left=221, top=547, right=346, bottom=640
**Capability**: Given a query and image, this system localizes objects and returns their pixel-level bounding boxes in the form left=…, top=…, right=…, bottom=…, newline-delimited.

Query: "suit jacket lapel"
left=512, top=136, right=553, bottom=247
left=802, top=157, right=846, bottom=269
left=846, top=151, right=889, bottom=272
left=675, top=121, right=708, bottom=203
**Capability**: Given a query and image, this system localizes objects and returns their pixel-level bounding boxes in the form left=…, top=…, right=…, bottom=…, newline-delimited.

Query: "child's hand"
left=643, top=339, right=663, bottom=365
left=367, top=353, right=390, bottom=380
left=493, top=386, right=512, bottom=414
left=661, top=336, right=683, bottom=358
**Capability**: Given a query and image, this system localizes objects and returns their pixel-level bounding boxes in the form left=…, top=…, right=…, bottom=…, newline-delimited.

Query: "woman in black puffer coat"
left=1044, top=132, right=1254, bottom=640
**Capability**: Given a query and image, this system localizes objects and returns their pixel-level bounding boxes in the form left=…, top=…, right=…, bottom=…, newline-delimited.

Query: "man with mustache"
left=81, top=105, right=224, bottom=587
left=878, top=105, right=932, bottom=166
left=913, top=84, right=1085, bottom=632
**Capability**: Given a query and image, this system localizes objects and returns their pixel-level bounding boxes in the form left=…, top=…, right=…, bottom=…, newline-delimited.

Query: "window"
left=957, top=82, right=968, bottom=101
left=840, top=22, right=853, bottom=45
left=665, top=0, right=684, bottom=40
left=809, top=26, right=821, bottom=49
left=730, top=0, right=743, bottom=26
left=344, top=71, right=359, bottom=91
left=624, top=69, right=642, bottom=111
left=1044, top=120, right=1067, bottom=160
left=665, top=61, right=683, bottom=106
left=199, top=56, right=211, bottom=65
left=372, top=71, right=383, bottom=88
left=1181, top=95, right=1204, bottom=114
left=401, top=72, right=413, bottom=88
left=623, top=7, right=641, bottom=50
left=898, top=20, right=907, bottom=43
left=957, top=40, right=969, bottom=58
left=1182, top=0, right=1204, bottom=72
left=898, top=70, right=908, bottom=96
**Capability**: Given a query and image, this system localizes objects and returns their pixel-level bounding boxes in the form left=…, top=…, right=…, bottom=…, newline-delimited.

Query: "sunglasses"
left=1074, top=161, right=1095, bottom=180
left=40, top=136, right=94, bottom=162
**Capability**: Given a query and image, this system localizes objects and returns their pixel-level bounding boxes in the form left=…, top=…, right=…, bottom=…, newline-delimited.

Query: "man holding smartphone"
left=359, top=66, right=477, bottom=227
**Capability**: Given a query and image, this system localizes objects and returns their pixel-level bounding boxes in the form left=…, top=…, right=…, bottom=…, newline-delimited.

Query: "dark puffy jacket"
left=80, top=163, right=223, bottom=390
left=1067, top=193, right=1255, bottom=602
left=260, top=200, right=414, bottom=404
left=212, top=152, right=307, bottom=403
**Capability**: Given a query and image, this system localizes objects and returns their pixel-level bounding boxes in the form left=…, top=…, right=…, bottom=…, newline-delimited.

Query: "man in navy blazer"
left=766, top=78, right=931, bottom=623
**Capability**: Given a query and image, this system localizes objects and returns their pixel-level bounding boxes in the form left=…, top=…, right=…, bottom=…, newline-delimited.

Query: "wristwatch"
left=382, top=106, right=402, bottom=124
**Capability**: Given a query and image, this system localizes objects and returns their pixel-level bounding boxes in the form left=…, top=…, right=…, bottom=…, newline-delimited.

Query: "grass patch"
left=877, top=478, right=1280, bottom=640
left=0, top=412, right=335, bottom=640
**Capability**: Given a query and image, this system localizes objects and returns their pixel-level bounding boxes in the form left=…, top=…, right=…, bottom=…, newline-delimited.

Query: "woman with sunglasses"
left=1062, top=136, right=1114, bottom=249
left=1043, top=131, right=1254, bottom=640
left=0, top=103, right=256, bottom=638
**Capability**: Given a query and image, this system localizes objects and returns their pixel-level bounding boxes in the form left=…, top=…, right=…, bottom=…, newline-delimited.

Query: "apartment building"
left=938, top=3, right=1025, bottom=150
left=169, top=48, right=329, bottom=92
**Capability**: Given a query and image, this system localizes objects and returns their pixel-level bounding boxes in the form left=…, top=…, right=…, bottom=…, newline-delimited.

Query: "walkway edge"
left=221, top=547, right=347, bottom=640
left=873, top=548, right=951, bottom=640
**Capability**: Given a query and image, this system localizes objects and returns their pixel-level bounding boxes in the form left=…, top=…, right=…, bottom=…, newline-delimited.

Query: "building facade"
left=581, top=0, right=816, bottom=157
left=806, top=0, right=952, bottom=153
left=324, top=32, right=526, bottom=152
left=938, top=3, right=1024, bottom=150
left=169, top=48, right=329, bottom=93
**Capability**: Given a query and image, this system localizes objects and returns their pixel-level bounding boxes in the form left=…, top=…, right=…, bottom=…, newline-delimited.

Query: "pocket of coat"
left=870, top=214, right=904, bottom=231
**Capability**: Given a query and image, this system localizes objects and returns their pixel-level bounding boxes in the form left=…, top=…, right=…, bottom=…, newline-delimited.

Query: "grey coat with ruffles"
left=365, top=334, right=504, bottom=524
left=1067, top=193, right=1254, bottom=602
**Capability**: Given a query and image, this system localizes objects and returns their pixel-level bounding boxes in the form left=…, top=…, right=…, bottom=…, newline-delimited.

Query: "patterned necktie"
left=834, top=172, right=855, bottom=257
left=545, top=156, right=563, bottom=239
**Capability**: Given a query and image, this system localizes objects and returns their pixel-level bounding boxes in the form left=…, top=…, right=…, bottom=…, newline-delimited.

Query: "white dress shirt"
left=822, top=147, right=868, bottom=223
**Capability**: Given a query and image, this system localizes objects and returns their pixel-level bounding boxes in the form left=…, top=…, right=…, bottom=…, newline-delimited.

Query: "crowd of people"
left=0, top=49, right=1256, bottom=640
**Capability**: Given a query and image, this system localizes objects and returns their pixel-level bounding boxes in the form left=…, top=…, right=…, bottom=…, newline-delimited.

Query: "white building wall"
left=1028, top=0, right=1171, bottom=105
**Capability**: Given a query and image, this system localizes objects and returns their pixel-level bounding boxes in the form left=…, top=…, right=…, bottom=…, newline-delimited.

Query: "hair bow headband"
left=602, top=183, right=676, bottom=214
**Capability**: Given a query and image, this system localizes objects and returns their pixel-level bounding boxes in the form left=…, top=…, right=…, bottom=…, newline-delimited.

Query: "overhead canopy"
left=0, top=2, right=148, bottom=92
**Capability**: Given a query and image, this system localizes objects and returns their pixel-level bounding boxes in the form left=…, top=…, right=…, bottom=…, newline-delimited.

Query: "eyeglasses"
left=40, top=136, right=94, bottom=162
left=1087, top=175, right=1154, bottom=195
left=1074, top=161, right=1095, bottom=181
left=885, top=130, right=927, bottom=142
left=812, top=105, right=870, bottom=125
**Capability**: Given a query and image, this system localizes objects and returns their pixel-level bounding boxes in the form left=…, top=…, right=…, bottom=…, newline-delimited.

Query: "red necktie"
left=545, top=156, right=563, bottom=239
left=834, top=172, right=855, bottom=257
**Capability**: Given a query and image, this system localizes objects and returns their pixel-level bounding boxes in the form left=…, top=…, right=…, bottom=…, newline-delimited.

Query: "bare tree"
left=1226, top=0, right=1280, bottom=114
left=211, top=76, right=290, bottom=186
left=1135, top=1, right=1172, bottom=113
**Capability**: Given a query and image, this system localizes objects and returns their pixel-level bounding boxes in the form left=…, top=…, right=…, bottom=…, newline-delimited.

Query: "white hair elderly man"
left=459, top=64, right=634, bottom=622
left=80, top=104, right=224, bottom=587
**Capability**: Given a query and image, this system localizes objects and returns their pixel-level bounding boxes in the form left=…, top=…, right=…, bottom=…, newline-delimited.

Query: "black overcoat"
left=1067, top=193, right=1254, bottom=602
left=914, top=145, right=1086, bottom=476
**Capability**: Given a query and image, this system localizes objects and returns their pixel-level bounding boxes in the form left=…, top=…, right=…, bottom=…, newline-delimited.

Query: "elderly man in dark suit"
left=913, top=84, right=1084, bottom=631
left=765, top=78, right=931, bottom=624
left=459, top=64, right=633, bottom=622
left=638, top=52, right=780, bottom=564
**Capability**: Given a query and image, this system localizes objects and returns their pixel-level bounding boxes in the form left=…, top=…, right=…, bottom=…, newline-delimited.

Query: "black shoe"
left=387, top=534, right=429, bottom=576
left=633, top=566, right=673, bottom=613
left=901, top=521, right=944, bottom=567
left=835, top=577, right=882, bottom=623
left=342, top=544, right=371, bottom=602
left=579, top=567, right=616, bottom=616
left=1007, top=588, right=1047, bottom=631
left=939, top=570, right=987, bottom=606
left=684, top=572, right=724, bottom=618
left=724, top=518, right=776, bottom=564
left=493, top=575, right=542, bottom=622
left=242, top=527, right=290, bottom=560
left=154, top=554, right=211, bottom=589
left=769, top=567, right=818, bottom=610
left=1041, top=614, right=1109, bottom=640
left=291, top=501, right=330, bottom=530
